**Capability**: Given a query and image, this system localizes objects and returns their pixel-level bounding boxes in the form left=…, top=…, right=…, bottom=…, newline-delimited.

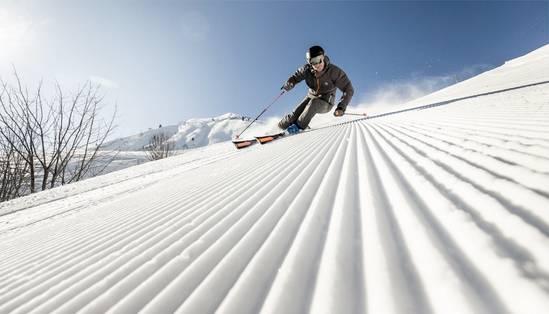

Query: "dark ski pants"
left=278, top=96, right=333, bottom=130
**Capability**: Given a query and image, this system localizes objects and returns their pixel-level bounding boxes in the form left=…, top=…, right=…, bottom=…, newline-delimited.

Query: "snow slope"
left=1, top=45, right=548, bottom=313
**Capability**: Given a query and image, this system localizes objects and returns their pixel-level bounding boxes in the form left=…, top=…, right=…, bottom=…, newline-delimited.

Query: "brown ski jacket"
left=286, top=56, right=354, bottom=110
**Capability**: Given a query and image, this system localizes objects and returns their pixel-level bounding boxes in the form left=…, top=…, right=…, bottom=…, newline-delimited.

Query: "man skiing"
left=279, top=45, right=354, bottom=134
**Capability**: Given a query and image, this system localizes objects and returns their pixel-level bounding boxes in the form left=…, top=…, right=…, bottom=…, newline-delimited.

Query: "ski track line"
left=354, top=122, right=396, bottom=314
left=424, top=114, right=549, bottom=127
left=308, top=126, right=366, bottom=314
left=87, top=128, right=340, bottom=313
left=372, top=123, right=549, bottom=282
left=424, top=106, right=549, bottom=124
left=2, top=148, right=292, bottom=312
left=0, top=173, right=207, bottom=257
left=402, top=114, right=547, bottom=144
left=376, top=119, right=547, bottom=238
left=383, top=122, right=549, bottom=196
left=372, top=124, right=549, bottom=312
left=377, top=122, right=549, bottom=235
left=368, top=121, right=548, bottom=294
left=381, top=119, right=549, bottom=204
left=0, top=147, right=239, bottom=218
left=124, top=128, right=342, bottom=314
left=0, top=170, right=217, bottom=270
left=425, top=107, right=549, bottom=120
left=364, top=123, right=510, bottom=314
left=0, top=150, right=256, bottom=272
left=0, top=132, right=308, bottom=296
left=172, top=127, right=345, bottom=314
left=412, top=116, right=549, bottom=140
left=358, top=124, right=434, bottom=314
left=0, top=148, right=243, bottom=235
left=399, top=120, right=549, bottom=166
left=409, top=119, right=549, bottom=149
left=415, top=118, right=549, bottom=143
left=0, top=127, right=326, bottom=312
left=0, top=130, right=306, bottom=260
left=417, top=92, right=548, bottom=118
left=376, top=97, right=549, bottom=311
left=427, top=115, right=549, bottom=129
left=409, top=101, right=549, bottom=129
left=396, top=121, right=549, bottom=174
left=406, top=111, right=549, bottom=129
left=0, top=173, right=250, bottom=312
left=214, top=128, right=347, bottom=314
left=79, top=129, right=335, bottom=313
left=258, top=126, right=354, bottom=314
left=29, top=132, right=332, bottom=314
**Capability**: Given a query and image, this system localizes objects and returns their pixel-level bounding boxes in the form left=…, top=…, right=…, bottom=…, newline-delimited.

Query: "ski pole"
left=235, top=90, right=285, bottom=139
left=344, top=112, right=368, bottom=117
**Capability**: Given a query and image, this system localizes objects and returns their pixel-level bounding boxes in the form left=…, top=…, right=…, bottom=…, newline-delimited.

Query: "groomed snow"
left=1, top=45, right=548, bottom=313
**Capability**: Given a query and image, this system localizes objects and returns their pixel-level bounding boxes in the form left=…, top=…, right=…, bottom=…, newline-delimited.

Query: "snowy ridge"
left=103, top=113, right=258, bottom=151
left=0, top=82, right=548, bottom=313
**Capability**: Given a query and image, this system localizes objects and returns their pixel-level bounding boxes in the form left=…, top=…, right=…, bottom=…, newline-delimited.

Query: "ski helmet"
left=306, top=45, right=325, bottom=63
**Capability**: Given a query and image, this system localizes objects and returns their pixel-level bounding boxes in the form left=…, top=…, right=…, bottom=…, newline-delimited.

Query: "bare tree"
left=0, top=75, right=38, bottom=193
left=144, top=133, right=174, bottom=161
left=0, top=68, right=117, bottom=202
left=0, top=128, right=29, bottom=201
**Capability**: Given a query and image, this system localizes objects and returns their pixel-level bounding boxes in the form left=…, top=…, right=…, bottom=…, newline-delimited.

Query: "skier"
left=279, top=45, right=354, bottom=134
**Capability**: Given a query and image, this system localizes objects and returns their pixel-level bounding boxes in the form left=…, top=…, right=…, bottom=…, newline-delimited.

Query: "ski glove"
left=334, top=106, right=345, bottom=117
left=281, top=81, right=295, bottom=91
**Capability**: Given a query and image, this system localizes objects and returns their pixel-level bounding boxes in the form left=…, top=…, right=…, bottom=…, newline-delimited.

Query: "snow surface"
left=1, top=45, right=549, bottom=313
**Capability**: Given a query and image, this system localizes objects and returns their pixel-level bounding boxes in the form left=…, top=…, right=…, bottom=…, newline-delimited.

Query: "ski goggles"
left=308, top=55, right=324, bottom=65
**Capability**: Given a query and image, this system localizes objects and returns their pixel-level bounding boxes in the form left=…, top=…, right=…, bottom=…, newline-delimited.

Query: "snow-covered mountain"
left=103, top=113, right=262, bottom=151
left=1, top=44, right=548, bottom=313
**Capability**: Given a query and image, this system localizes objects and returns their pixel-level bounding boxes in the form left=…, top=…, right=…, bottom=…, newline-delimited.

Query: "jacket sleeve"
left=287, top=64, right=308, bottom=85
left=334, top=69, right=354, bottom=111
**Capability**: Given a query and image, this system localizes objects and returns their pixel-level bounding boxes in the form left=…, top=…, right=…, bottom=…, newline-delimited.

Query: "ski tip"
left=232, top=132, right=286, bottom=148
left=255, top=132, right=285, bottom=144
left=232, top=139, right=256, bottom=149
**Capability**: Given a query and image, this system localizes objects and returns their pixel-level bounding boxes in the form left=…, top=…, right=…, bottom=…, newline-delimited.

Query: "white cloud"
left=90, top=76, right=119, bottom=89
left=179, top=11, right=210, bottom=41
left=0, top=8, right=52, bottom=65
left=0, top=8, right=34, bottom=60
left=356, top=64, right=493, bottom=110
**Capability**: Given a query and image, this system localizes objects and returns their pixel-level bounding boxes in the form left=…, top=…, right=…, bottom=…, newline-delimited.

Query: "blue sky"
left=1, top=0, right=547, bottom=137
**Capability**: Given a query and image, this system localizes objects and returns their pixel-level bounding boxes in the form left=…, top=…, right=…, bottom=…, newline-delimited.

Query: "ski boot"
left=286, top=124, right=302, bottom=135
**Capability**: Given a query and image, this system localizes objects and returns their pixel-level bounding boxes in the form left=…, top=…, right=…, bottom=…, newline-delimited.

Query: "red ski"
left=232, top=132, right=286, bottom=149
left=255, top=132, right=285, bottom=144
left=232, top=138, right=257, bottom=149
